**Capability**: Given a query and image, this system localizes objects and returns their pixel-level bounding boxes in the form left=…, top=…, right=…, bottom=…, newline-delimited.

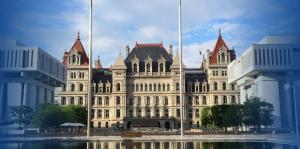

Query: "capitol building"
left=57, top=32, right=239, bottom=130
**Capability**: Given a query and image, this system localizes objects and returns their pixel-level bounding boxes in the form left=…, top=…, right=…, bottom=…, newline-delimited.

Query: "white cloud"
left=12, top=0, right=287, bottom=67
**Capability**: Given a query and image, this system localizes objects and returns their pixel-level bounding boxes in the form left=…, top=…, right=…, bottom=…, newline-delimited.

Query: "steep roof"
left=124, top=43, right=173, bottom=63
left=209, top=31, right=236, bottom=64
left=63, top=33, right=89, bottom=65
left=112, top=52, right=126, bottom=69
left=124, top=43, right=173, bottom=72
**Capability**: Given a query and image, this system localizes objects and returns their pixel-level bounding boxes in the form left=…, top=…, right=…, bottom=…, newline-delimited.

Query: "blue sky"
left=0, top=0, right=300, bottom=67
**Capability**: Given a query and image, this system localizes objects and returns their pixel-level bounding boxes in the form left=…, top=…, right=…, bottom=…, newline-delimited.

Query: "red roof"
left=209, top=34, right=235, bottom=64
left=63, top=34, right=89, bottom=65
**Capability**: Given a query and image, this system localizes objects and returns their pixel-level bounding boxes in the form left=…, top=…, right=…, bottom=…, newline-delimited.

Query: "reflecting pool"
left=0, top=141, right=298, bottom=149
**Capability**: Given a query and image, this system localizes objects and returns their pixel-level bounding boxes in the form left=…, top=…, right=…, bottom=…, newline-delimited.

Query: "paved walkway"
left=0, top=134, right=299, bottom=145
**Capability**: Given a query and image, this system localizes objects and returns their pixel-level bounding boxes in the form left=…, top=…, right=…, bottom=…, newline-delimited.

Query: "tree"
left=224, top=105, right=243, bottom=132
left=33, top=104, right=88, bottom=128
left=201, top=107, right=212, bottom=127
left=242, top=96, right=274, bottom=131
left=33, top=104, right=66, bottom=128
left=9, top=106, right=33, bottom=129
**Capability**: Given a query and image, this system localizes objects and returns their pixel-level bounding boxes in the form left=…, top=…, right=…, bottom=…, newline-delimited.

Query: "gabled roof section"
left=63, top=32, right=89, bottom=65
left=112, top=52, right=126, bottom=69
left=209, top=31, right=235, bottom=64
left=124, top=43, right=172, bottom=63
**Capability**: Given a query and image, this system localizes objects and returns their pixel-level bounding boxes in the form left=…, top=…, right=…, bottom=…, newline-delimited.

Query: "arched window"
left=176, top=96, right=180, bottom=104
left=128, top=110, right=133, bottom=117
left=155, top=109, right=160, bottom=117
left=195, top=96, right=199, bottom=105
left=164, top=97, right=168, bottom=105
left=164, top=109, right=169, bottom=117
left=231, top=96, right=236, bottom=104
left=98, top=97, right=102, bottom=105
left=79, top=97, right=83, bottom=105
left=153, top=84, right=157, bottom=91
left=222, top=82, right=226, bottom=90
left=71, top=84, right=75, bottom=91
left=105, top=97, right=109, bottom=106
left=149, top=84, right=152, bottom=91
left=61, top=97, right=66, bottom=105
left=140, top=84, right=143, bottom=91
left=223, top=96, right=227, bottom=104
left=70, top=97, right=74, bottom=105
left=116, top=83, right=121, bottom=91
left=176, top=82, right=180, bottom=91
left=133, top=63, right=138, bottom=72
left=137, top=109, right=142, bottom=117
left=231, top=84, right=235, bottom=90
left=214, top=96, right=218, bottom=105
left=158, top=84, right=161, bottom=91
left=167, top=84, right=170, bottom=91
left=145, top=84, right=148, bottom=91
left=221, top=53, right=226, bottom=63
left=72, top=55, right=77, bottom=64
left=162, top=84, right=165, bottom=91
left=155, top=96, right=159, bottom=105
left=214, top=82, right=218, bottom=90
left=146, top=109, right=151, bottom=117
left=136, top=84, right=139, bottom=92
left=146, top=63, right=151, bottom=72
left=160, top=63, right=164, bottom=72
left=79, top=83, right=84, bottom=91
left=202, top=96, right=207, bottom=105
left=116, top=96, right=121, bottom=105
left=146, top=96, right=150, bottom=106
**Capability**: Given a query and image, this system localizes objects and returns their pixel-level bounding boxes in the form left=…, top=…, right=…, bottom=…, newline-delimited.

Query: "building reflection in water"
left=0, top=141, right=298, bottom=149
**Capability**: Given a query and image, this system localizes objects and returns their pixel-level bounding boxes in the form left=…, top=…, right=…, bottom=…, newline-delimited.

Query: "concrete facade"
left=0, top=40, right=66, bottom=121
left=228, top=36, right=300, bottom=130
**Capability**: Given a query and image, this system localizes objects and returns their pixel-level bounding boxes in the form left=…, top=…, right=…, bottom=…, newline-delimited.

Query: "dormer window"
left=158, top=54, right=166, bottom=73
left=159, top=63, right=164, bottom=72
left=146, top=63, right=151, bottom=72
left=133, top=63, right=138, bottom=72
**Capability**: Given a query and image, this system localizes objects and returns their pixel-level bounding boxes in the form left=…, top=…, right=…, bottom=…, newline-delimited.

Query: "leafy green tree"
left=201, top=107, right=212, bottom=127
left=9, top=106, right=34, bottom=129
left=33, top=104, right=88, bottom=128
left=61, top=105, right=87, bottom=125
left=211, top=105, right=226, bottom=130
left=242, top=96, right=274, bottom=131
left=33, top=104, right=66, bottom=128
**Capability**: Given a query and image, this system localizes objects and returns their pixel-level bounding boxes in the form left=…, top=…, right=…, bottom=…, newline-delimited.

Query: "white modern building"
left=228, top=36, right=300, bottom=130
left=0, top=40, right=66, bottom=122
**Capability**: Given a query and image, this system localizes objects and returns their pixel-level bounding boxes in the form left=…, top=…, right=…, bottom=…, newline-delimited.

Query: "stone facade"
left=57, top=32, right=239, bottom=130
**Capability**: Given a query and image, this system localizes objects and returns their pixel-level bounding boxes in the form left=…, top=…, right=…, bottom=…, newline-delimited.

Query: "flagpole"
left=87, top=0, right=93, bottom=137
left=178, top=0, right=184, bottom=137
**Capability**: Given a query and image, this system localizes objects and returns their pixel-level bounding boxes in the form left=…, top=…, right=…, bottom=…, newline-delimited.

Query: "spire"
left=77, top=30, right=80, bottom=40
left=112, top=52, right=126, bottom=69
left=95, top=56, right=102, bottom=69
left=171, top=50, right=181, bottom=68
left=219, top=28, right=222, bottom=37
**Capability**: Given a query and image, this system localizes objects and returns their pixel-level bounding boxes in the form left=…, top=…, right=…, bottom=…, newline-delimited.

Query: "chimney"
left=206, top=49, right=211, bottom=60
left=169, top=44, right=173, bottom=58
left=125, top=45, right=130, bottom=57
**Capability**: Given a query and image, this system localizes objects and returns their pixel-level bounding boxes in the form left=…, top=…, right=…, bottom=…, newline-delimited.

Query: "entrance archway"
left=165, top=121, right=170, bottom=130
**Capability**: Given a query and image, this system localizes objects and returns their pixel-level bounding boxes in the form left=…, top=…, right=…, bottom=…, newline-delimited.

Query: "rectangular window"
left=116, top=109, right=120, bottom=118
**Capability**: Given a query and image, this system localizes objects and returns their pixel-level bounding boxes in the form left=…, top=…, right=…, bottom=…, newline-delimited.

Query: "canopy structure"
left=60, top=123, right=86, bottom=127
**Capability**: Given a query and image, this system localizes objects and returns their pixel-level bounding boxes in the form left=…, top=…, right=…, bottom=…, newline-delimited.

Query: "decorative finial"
left=98, top=56, right=100, bottom=61
left=77, top=30, right=80, bottom=39
left=219, top=28, right=222, bottom=37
